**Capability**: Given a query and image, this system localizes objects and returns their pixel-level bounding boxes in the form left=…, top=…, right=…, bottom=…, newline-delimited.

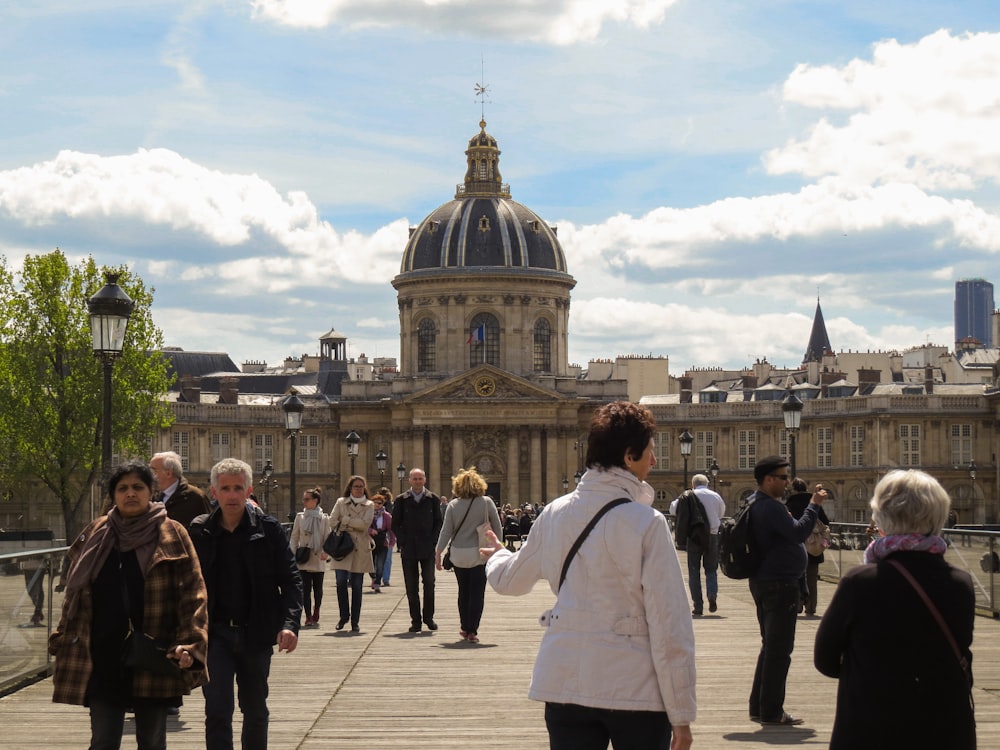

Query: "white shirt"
left=692, top=485, right=726, bottom=533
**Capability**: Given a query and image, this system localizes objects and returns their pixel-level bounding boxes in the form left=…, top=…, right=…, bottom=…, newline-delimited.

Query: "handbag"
left=442, top=498, right=477, bottom=571
left=295, top=546, right=311, bottom=564
left=475, top=496, right=493, bottom=549
left=118, top=553, right=180, bottom=677
left=323, top=523, right=355, bottom=561
left=806, top=519, right=831, bottom=557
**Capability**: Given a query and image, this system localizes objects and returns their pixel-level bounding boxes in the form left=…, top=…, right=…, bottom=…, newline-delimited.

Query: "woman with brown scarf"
left=49, top=461, right=209, bottom=750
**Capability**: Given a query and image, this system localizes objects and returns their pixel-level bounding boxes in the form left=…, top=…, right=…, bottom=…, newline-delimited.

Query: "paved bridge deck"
left=3, top=570, right=999, bottom=748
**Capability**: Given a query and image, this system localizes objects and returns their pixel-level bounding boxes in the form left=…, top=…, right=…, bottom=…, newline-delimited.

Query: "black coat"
left=814, top=551, right=975, bottom=749
left=160, top=480, right=211, bottom=529
left=392, top=490, right=443, bottom=560
left=189, top=505, right=303, bottom=650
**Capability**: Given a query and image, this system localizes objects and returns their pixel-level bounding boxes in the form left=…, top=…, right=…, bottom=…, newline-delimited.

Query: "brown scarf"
left=64, top=501, right=167, bottom=618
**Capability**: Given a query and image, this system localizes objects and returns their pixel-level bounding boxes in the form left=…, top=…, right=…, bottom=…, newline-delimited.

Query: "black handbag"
left=295, top=546, right=311, bottom=564
left=118, top=554, right=180, bottom=677
left=323, top=524, right=355, bottom=561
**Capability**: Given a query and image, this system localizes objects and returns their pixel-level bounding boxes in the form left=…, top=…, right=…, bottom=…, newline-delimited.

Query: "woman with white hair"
left=814, top=469, right=975, bottom=749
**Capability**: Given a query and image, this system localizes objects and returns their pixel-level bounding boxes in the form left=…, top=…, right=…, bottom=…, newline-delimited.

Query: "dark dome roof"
left=397, top=120, right=568, bottom=275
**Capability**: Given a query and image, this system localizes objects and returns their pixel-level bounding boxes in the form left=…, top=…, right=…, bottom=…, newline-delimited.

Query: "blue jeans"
left=383, top=547, right=392, bottom=584
left=686, top=533, right=719, bottom=610
left=335, top=569, right=364, bottom=626
left=371, top=546, right=388, bottom=586
left=203, top=625, right=273, bottom=750
left=748, top=579, right=800, bottom=721
left=545, top=702, right=671, bottom=750
left=89, top=697, right=167, bottom=750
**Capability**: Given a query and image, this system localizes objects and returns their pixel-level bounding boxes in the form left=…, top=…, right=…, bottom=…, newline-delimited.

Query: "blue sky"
left=2, top=0, right=1000, bottom=373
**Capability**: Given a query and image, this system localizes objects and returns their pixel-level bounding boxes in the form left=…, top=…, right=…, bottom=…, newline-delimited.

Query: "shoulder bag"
left=323, top=520, right=355, bottom=561
left=119, top=552, right=181, bottom=677
left=442, top=499, right=476, bottom=570
left=558, top=498, right=630, bottom=592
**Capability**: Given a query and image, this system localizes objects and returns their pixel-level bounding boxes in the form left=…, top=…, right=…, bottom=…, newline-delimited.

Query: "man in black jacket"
left=393, top=467, right=443, bottom=632
left=190, top=458, right=302, bottom=750
left=150, top=450, right=210, bottom=528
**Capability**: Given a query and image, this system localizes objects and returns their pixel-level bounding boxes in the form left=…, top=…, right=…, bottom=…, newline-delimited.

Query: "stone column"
left=507, top=429, right=520, bottom=505
left=529, top=429, right=542, bottom=505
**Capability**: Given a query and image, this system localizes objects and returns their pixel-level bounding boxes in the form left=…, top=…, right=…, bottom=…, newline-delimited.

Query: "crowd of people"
left=41, top=401, right=979, bottom=749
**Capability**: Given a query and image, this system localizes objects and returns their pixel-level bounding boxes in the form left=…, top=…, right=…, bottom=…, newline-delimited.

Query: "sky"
left=2, top=0, right=1000, bottom=374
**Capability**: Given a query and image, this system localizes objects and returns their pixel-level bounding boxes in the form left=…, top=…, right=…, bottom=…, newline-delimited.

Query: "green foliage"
left=0, top=249, right=174, bottom=538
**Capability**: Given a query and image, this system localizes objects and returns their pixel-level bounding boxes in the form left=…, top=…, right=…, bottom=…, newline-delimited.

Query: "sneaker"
left=692, top=608, right=703, bottom=617
left=708, top=598, right=718, bottom=613
left=761, top=713, right=804, bottom=726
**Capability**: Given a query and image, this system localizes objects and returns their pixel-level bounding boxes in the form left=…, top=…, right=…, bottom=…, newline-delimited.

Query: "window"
left=951, top=424, right=972, bottom=465
left=254, top=434, right=274, bottom=474
left=850, top=425, right=864, bottom=467
left=172, top=432, right=190, bottom=472
left=468, top=313, right=500, bottom=367
left=737, top=429, right=756, bottom=470
left=900, top=424, right=921, bottom=466
left=417, top=318, right=436, bottom=372
left=533, top=319, right=552, bottom=372
left=695, top=431, right=715, bottom=468
left=299, top=434, right=320, bottom=474
left=654, top=431, right=671, bottom=470
left=817, top=427, right=832, bottom=468
left=211, top=432, right=231, bottom=463
left=852, top=508, right=870, bottom=524
left=779, top=428, right=789, bottom=462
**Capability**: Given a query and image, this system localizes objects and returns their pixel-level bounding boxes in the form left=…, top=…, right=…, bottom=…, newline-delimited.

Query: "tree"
left=0, top=250, right=174, bottom=540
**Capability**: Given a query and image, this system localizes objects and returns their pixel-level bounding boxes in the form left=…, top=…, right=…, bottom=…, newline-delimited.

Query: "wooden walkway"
left=3, top=570, right=1000, bottom=748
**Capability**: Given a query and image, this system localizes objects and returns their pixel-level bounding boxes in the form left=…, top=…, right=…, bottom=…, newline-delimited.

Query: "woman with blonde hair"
left=329, top=475, right=375, bottom=632
left=815, top=469, right=975, bottom=749
left=435, top=467, right=502, bottom=643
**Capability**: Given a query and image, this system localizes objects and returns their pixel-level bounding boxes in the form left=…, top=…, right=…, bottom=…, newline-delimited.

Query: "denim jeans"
left=89, top=697, right=167, bottom=750
left=748, top=579, right=800, bottom=721
left=371, top=546, right=388, bottom=586
left=401, top=555, right=436, bottom=626
left=383, top=547, right=392, bottom=584
left=686, top=533, right=719, bottom=609
left=544, top=702, right=671, bottom=750
left=335, top=569, right=364, bottom=625
left=203, top=625, right=273, bottom=750
left=453, top=564, right=487, bottom=634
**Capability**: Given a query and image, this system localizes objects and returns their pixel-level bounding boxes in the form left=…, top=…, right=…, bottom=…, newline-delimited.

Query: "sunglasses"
left=771, top=474, right=791, bottom=480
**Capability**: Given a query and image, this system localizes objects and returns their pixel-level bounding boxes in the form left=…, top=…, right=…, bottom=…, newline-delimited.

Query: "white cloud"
left=250, top=0, right=678, bottom=44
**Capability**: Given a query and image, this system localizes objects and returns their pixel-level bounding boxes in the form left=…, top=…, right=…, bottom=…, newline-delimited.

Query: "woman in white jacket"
left=483, top=401, right=695, bottom=750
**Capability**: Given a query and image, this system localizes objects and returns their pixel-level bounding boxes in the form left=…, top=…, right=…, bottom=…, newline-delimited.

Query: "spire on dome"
left=457, top=119, right=509, bottom=199
left=803, top=297, right=833, bottom=363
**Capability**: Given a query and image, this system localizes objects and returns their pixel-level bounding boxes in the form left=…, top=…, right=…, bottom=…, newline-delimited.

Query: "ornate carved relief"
left=503, top=294, right=515, bottom=305
left=465, top=429, right=507, bottom=458
left=438, top=296, right=450, bottom=305
left=473, top=296, right=495, bottom=303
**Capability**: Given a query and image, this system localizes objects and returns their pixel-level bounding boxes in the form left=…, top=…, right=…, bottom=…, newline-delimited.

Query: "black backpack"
left=719, top=497, right=760, bottom=579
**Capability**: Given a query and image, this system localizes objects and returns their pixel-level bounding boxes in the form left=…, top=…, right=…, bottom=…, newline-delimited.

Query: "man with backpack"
left=746, top=456, right=826, bottom=727
left=674, top=475, right=726, bottom=616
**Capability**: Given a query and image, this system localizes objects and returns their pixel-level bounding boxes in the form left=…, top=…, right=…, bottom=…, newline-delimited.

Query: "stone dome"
left=397, top=120, right=569, bottom=276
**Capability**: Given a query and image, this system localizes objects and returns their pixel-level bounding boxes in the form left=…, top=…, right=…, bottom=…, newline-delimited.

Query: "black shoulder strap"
left=558, top=498, right=631, bottom=592
left=448, top=499, right=476, bottom=545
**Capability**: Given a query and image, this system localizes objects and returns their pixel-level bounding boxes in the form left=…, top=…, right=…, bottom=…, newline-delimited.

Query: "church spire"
left=803, top=297, right=833, bottom=363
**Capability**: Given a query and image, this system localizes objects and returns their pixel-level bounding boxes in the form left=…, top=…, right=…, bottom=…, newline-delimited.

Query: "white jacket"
left=486, top=467, right=696, bottom=724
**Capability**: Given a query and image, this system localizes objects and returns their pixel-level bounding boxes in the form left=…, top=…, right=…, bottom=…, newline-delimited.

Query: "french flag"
left=467, top=324, right=485, bottom=344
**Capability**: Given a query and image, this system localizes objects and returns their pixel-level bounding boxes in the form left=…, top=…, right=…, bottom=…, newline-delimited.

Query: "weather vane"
left=475, top=56, right=491, bottom=121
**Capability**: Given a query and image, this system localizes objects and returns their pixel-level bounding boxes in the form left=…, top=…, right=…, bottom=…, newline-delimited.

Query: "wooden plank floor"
left=3, top=570, right=1000, bottom=748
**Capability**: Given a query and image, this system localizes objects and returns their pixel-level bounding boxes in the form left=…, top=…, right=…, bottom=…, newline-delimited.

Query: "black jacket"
left=392, top=490, right=443, bottom=560
left=674, top=489, right=708, bottom=550
left=189, top=504, right=302, bottom=649
left=160, top=480, right=211, bottom=529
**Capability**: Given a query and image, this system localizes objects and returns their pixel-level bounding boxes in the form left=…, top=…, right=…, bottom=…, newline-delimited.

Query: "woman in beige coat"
left=329, top=475, right=375, bottom=632
left=290, top=487, right=331, bottom=628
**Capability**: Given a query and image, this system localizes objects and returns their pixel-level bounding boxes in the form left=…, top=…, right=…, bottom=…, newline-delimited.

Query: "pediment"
left=404, top=365, right=568, bottom=404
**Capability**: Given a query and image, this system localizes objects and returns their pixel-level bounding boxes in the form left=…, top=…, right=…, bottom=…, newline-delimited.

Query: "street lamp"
left=262, top=460, right=273, bottom=512
left=782, top=392, right=804, bottom=478
left=574, top=470, right=583, bottom=485
left=375, top=449, right=388, bottom=488
left=87, top=272, right=136, bottom=487
left=282, top=392, right=304, bottom=522
left=562, top=477, right=569, bottom=493
left=709, top=458, right=720, bottom=492
left=679, top=429, right=694, bottom=488
left=396, top=461, right=407, bottom=493
left=345, top=430, right=361, bottom=476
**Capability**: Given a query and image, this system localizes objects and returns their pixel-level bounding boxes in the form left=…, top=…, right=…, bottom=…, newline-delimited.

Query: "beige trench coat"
left=328, top=497, right=375, bottom=574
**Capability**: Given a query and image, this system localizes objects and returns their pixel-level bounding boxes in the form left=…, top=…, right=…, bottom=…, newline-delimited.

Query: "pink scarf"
left=863, top=533, right=948, bottom=564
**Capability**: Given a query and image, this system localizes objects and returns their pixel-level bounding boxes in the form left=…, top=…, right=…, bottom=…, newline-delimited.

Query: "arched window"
left=533, top=318, right=551, bottom=372
left=468, top=313, right=500, bottom=367
left=417, top=318, right=436, bottom=372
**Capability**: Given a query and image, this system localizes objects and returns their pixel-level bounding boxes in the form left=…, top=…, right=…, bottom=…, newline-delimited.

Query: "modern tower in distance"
left=954, top=278, right=995, bottom=347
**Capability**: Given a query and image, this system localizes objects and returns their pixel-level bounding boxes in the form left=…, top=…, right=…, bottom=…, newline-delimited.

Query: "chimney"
left=857, top=368, right=881, bottom=395
left=679, top=376, right=693, bottom=404
left=741, top=374, right=758, bottom=401
left=924, top=365, right=934, bottom=395
left=178, top=375, right=201, bottom=404
left=218, top=376, right=239, bottom=405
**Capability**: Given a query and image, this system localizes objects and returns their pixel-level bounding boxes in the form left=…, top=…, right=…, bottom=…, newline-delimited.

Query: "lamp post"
left=396, top=462, right=407, bottom=493
left=282, top=392, right=304, bottom=522
left=562, top=477, right=569, bottom=493
left=679, top=429, right=694, bottom=489
left=345, top=430, right=361, bottom=476
left=87, top=273, right=136, bottom=488
left=782, top=392, right=804, bottom=478
left=709, top=458, right=720, bottom=492
left=375, top=449, right=388, bottom=488
left=574, top=469, right=583, bottom=485
left=262, top=459, right=273, bottom=512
